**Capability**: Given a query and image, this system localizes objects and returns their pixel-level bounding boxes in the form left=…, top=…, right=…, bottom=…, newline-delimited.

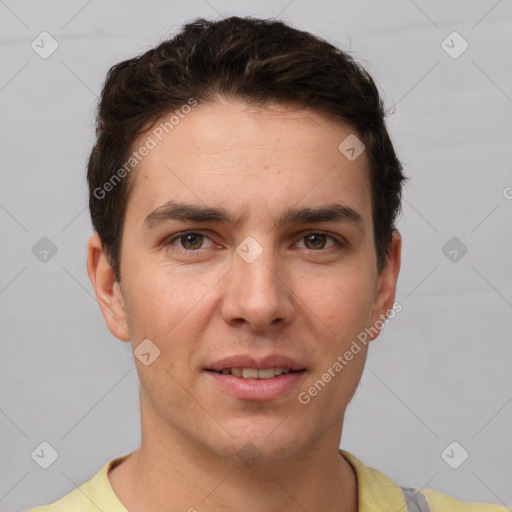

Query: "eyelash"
left=164, top=230, right=345, bottom=254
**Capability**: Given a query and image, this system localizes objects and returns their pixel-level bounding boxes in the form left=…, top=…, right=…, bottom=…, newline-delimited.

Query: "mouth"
left=206, top=367, right=303, bottom=379
left=203, top=356, right=307, bottom=401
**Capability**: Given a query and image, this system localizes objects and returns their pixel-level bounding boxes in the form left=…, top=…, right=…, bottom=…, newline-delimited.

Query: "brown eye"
left=300, top=232, right=342, bottom=250
left=179, top=233, right=204, bottom=250
left=303, top=233, right=327, bottom=250
left=166, top=232, right=215, bottom=251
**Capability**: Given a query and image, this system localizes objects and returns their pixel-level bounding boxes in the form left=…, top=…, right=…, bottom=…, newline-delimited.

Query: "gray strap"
left=400, top=486, right=431, bottom=512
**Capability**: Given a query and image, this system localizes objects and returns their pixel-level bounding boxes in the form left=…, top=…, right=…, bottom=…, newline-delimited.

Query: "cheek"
left=123, top=264, right=216, bottom=388
left=300, top=267, right=375, bottom=335
left=125, top=261, right=212, bottom=333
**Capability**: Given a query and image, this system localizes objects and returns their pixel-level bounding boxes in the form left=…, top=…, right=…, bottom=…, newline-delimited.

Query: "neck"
left=109, top=396, right=358, bottom=512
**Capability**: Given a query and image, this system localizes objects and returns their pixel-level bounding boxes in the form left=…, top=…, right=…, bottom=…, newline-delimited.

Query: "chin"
left=203, top=420, right=308, bottom=465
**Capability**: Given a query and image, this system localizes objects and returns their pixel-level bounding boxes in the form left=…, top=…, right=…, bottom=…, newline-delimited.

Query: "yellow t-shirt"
left=25, top=449, right=508, bottom=512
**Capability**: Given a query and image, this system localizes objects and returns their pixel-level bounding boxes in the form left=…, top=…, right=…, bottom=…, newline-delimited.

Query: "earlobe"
left=369, top=231, right=402, bottom=341
left=86, top=233, right=131, bottom=342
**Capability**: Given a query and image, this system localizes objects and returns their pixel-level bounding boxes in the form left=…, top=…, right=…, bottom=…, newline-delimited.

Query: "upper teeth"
left=220, top=367, right=291, bottom=379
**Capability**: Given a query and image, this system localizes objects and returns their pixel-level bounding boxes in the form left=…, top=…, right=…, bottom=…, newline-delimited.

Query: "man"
left=27, top=15, right=508, bottom=512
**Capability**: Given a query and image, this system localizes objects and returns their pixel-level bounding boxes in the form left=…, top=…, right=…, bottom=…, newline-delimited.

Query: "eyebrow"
left=142, top=200, right=364, bottom=231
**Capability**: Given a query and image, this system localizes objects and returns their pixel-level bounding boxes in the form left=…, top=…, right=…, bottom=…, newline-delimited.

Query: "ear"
left=86, top=233, right=130, bottom=342
left=369, top=230, right=401, bottom=341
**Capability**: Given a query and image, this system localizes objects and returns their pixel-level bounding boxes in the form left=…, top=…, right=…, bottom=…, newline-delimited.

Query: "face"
left=88, top=97, right=400, bottom=464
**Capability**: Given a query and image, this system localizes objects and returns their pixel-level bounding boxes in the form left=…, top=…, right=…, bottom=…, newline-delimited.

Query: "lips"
left=215, top=367, right=294, bottom=379
left=206, top=354, right=305, bottom=373
left=204, top=354, right=307, bottom=400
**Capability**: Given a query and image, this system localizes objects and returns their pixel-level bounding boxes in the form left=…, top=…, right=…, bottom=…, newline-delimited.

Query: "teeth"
left=242, top=368, right=258, bottom=379
left=255, top=368, right=275, bottom=379
left=231, top=367, right=243, bottom=377
left=220, top=367, right=293, bottom=379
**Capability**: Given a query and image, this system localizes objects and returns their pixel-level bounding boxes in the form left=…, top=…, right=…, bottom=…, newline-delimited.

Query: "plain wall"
left=0, top=1, right=511, bottom=510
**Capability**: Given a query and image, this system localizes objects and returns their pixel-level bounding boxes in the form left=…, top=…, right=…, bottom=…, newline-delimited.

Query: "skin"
left=87, top=97, right=401, bottom=512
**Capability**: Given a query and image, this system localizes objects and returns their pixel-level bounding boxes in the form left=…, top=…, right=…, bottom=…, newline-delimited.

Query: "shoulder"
left=339, top=449, right=509, bottom=512
left=421, top=488, right=510, bottom=512
left=24, top=481, right=93, bottom=512
left=24, top=453, right=132, bottom=512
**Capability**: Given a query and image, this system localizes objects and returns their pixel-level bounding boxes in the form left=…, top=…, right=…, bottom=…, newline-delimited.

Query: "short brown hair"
left=87, top=16, right=406, bottom=282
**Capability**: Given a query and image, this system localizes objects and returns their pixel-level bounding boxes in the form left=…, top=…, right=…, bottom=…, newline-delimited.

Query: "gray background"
left=1, top=1, right=511, bottom=510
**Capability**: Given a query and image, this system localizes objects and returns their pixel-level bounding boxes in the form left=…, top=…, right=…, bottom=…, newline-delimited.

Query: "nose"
left=220, top=239, right=295, bottom=332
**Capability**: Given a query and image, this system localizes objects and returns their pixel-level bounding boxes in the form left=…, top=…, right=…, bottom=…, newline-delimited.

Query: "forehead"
left=126, top=98, right=372, bottom=229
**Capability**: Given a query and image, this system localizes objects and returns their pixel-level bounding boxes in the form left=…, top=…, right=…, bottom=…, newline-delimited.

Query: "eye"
left=166, top=231, right=215, bottom=251
left=164, top=230, right=344, bottom=254
left=296, top=232, right=342, bottom=251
